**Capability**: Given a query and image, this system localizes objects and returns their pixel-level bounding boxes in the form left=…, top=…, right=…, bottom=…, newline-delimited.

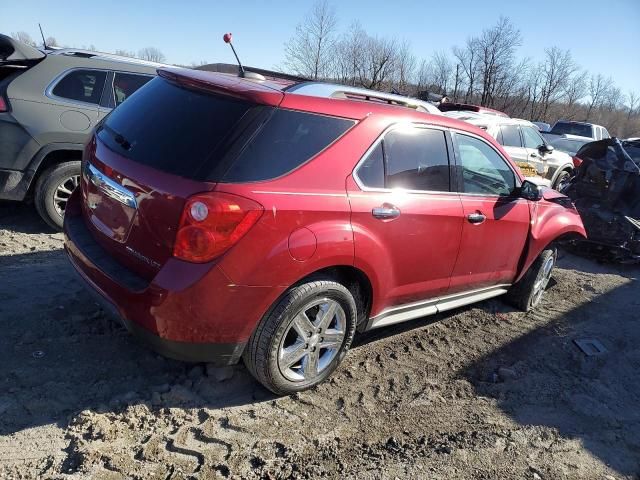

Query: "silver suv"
left=443, top=112, right=575, bottom=190
left=0, top=34, right=165, bottom=228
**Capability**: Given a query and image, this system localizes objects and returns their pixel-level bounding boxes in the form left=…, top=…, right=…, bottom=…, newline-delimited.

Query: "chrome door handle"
left=530, top=152, right=538, bottom=158
left=372, top=205, right=400, bottom=219
left=467, top=212, right=486, bottom=224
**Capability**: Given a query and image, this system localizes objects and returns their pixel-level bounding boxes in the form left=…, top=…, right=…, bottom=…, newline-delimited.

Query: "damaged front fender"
left=515, top=189, right=587, bottom=282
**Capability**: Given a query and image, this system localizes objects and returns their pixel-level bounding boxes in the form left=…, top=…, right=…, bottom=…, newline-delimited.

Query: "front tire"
left=553, top=169, right=571, bottom=191
left=34, top=161, right=81, bottom=230
left=505, top=248, right=557, bottom=312
left=243, top=280, right=357, bottom=395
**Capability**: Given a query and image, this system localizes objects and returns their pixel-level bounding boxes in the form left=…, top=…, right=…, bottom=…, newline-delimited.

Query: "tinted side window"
left=222, top=110, right=354, bottom=182
left=113, top=72, right=152, bottom=106
left=384, top=128, right=450, bottom=191
left=52, top=69, right=107, bottom=104
left=522, top=126, right=545, bottom=149
left=499, top=125, right=522, bottom=147
left=456, top=134, right=515, bottom=196
left=357, top=143, right=385, bottom=188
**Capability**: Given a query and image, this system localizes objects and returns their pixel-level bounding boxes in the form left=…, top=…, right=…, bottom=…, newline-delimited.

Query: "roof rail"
left=48, top=48, right=169, bottom=67
left=286, top=82, right=441, bottom=114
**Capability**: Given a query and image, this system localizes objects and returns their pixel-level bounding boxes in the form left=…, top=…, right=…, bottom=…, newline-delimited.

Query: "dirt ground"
left=1, top=201, right=639, bottom=480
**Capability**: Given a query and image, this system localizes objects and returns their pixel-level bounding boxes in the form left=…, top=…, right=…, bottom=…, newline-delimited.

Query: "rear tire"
left=34, top=161, right=81, bottom=230
left=505, top=248, right=557, bottom=312
left=243, top=280, right=357, bottom=395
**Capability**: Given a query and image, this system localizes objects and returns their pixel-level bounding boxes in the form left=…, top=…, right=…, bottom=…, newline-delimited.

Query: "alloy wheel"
left=531, top=255, right=555, bottom=307
left=53, top=175, right=80, bottom=217
left=278, top=298, right=346, bottom=382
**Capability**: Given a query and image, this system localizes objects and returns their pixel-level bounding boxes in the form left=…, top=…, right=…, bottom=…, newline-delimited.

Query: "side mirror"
left=519, top=180, right=543, bottom=201
left=539, top=144, right=554, bottom=154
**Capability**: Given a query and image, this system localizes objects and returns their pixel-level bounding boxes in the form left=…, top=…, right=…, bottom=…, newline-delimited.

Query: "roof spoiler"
left=0, top=34, right=46, bottom=63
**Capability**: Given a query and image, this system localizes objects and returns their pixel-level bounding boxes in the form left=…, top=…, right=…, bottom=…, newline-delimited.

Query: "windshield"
left=551, top=122, right=592, bottom=137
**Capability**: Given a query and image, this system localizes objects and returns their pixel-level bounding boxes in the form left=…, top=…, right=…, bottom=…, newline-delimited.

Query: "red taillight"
left=173, top=192, right=264, bottom=263
left=572, top=156, right=583, bottom=168
left=0, top=97, right=7, bottom=112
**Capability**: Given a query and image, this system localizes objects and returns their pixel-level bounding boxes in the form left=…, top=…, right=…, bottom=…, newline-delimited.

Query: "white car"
left=444, top=114, right=575, bottom=190
left=549, top=120, right=610, bottom=140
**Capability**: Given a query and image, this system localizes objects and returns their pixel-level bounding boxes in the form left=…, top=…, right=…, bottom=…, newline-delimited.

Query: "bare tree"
left=355, top=35, right=398, bottom=90
left=394, top=40, right=416, bottom=93
left=453, top=39, right=480, bottom=103
left=115, top=49, right=136, bottom=58
left=474, top=17, right=522, bottom=107
left=283, top=0, right=338, bottom=79
left=561, top=70, right=587, bottom=118
left=586, top=74, right=610, bottom=121
left=11, top=31, right=36, bottom=46
left=626, top=91, right=639, bottom=121
left=45, top=36, right=59, bottom=47
left=428, top=51, right=453, bottom=95
left=138, top=47, right=166, bottom=63
left=535, top=47, right=578, bottom=121
left=332, top=22, right=367, bottom=86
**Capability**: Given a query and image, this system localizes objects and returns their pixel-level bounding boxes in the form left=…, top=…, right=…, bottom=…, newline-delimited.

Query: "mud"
left=1, top=201, right=639, bottom=479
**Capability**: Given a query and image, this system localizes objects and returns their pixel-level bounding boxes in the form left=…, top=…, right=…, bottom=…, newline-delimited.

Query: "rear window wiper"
left=103, top=124, right=132, bottom=151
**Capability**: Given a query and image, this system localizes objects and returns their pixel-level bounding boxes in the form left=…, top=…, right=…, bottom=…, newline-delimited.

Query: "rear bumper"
left=63, top=190, right=280, bottom=364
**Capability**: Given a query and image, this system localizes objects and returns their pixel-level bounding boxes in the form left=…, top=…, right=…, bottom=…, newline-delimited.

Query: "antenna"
left=222, top=33, right=264, bottom=81
left=222, top=33, right=244, bottom=76
left=38, top=23, right=47, bottom=50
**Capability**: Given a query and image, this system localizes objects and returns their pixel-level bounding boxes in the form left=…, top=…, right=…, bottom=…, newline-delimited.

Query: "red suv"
left=63, top=68, right=586, bottom=394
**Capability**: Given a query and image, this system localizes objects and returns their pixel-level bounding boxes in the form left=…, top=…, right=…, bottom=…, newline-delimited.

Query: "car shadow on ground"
left=1, top=248, right=639, bottom=478
left=459, top=279, right=640, bottom=476
left=0, top=201, right=55, bottom=235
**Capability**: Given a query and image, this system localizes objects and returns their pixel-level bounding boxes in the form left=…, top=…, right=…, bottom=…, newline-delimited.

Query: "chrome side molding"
left=366, top=284, right=510, bottom=330
left=84, top=162, right=137, bottom=209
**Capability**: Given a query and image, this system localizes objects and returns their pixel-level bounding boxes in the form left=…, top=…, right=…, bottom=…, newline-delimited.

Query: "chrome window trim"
left=45, top=67, right=111, bottom=108
left=352, top=122, right=454, bottom=195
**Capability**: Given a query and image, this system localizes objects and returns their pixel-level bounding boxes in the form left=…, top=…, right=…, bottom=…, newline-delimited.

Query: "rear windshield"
left=551, top=122, right=592, bottom=137
left=98, top=77, right=254, bottom=178
left=98, top=77, right=354, bottom=182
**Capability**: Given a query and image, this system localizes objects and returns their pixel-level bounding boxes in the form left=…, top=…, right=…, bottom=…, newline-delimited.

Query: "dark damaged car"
left=562, top=138, right=640, bottom=262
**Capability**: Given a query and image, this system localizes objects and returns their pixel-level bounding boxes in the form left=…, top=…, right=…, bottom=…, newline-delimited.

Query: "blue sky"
left=3, top=0, right=639, bottom=96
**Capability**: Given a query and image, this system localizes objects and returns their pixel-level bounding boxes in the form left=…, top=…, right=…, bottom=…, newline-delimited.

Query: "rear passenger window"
left=357, top=143, right=385, bottom=189
left=113, top=72, right=152, bottom=106
left=384, top=128, right=450, bottom=191
left=222, top=110, right=354, bottom=182
left=52, top=69, right=107, bottom=104
left=499, top=125, right=522, bottom=147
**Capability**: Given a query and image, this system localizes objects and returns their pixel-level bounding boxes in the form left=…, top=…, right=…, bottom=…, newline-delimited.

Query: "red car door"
left=448, top=131, right=531, bottom=293
left=347, top=125, right=464, bottom=316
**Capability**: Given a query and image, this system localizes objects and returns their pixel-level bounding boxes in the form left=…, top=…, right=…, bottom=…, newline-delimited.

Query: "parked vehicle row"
left=62, top=65, right=586, bottom=394
left=0, top=34, right=163, bottom=228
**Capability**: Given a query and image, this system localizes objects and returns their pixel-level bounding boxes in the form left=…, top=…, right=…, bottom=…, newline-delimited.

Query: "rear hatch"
left=81, top=69, right=284, bottom=280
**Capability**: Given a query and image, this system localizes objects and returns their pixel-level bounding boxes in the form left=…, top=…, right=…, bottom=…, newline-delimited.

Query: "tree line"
left=282, top=1, right=639, bottom=137
left=10, top=31, right=167, bottom=63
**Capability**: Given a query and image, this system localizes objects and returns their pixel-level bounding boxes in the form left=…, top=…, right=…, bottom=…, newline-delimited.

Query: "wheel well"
left=294, top=266, right=373, bottom=327
left=27, top=149, right=82, bottom=197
